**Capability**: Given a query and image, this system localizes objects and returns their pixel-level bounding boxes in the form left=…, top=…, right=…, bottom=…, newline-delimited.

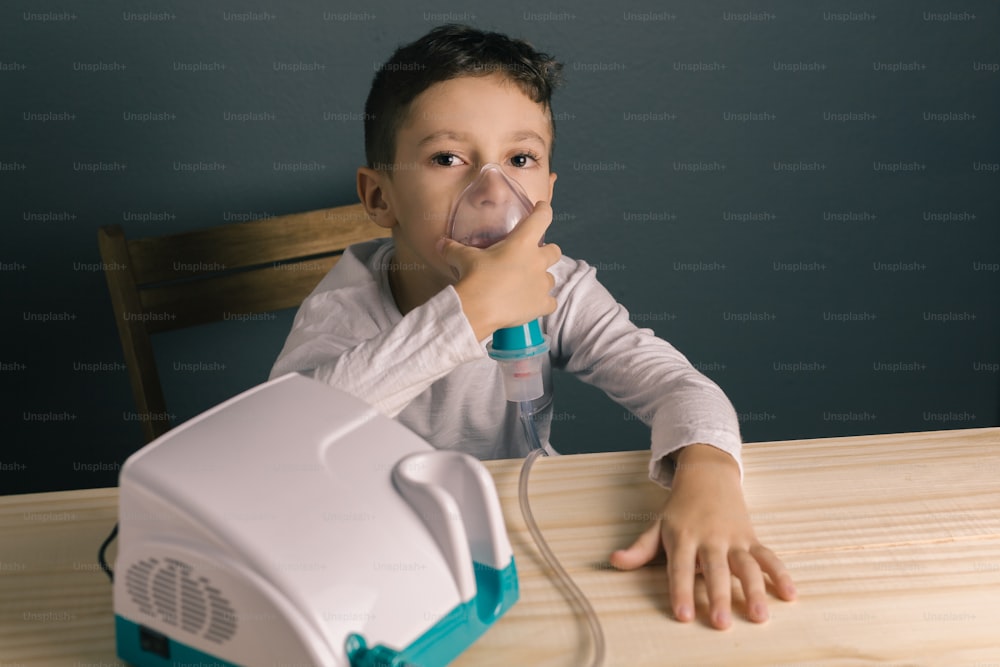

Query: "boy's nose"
left=468, top=166, right=515, bottom=210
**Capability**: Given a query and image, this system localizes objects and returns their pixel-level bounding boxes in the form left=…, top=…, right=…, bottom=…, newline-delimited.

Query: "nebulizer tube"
left=449, top=164, right=606, bottom=667
left=517, top=419, right=606, bottom=667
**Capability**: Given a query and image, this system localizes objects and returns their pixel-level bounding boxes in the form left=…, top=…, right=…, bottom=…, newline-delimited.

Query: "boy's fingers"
left=541, top=241, right=562, bottom=268
left=666, top=541, right=698, bottom=623
left=730, top=550, right=769, bottom=623
left=750, top=544, right=797, bottom=600
left=608, top=518, right=662, bottom=571
left=507, top=200, right=554, bottom=244
left=699, top=545, right=733, bottom=629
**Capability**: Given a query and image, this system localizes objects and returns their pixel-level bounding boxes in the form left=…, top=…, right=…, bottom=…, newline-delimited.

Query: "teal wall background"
left=2, top=1, right=998, bottom=494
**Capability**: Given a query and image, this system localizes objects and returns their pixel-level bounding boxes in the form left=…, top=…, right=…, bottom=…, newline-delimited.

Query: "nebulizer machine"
left=109, top=164, right=603, bottom=667
left=448, top=163, right=606, bottom=666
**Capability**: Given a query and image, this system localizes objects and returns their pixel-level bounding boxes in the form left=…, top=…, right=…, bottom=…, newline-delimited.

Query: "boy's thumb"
left=436, top=236, right=470, bottom=279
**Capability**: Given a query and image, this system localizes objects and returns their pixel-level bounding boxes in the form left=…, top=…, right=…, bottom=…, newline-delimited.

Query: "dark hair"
left=364, top=24, right=563, bottom=171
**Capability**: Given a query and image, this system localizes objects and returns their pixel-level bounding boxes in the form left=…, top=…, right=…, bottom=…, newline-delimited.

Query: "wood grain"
left=2, top=428, right=999, bottom=666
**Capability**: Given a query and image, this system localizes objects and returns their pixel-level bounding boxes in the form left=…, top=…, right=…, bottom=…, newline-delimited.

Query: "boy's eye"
left=510, top=153, right=540, bottom=168
left=431, top=153, right=465, bottom=167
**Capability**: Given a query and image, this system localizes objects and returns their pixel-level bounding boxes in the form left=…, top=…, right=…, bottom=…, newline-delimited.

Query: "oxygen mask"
left=447, top=163, right=535, bottom=249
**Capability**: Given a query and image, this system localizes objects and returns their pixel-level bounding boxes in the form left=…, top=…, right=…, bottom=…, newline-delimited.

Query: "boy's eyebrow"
left=417, top=129, right=549, bottom=148
left=417, top=130, right=468, bottom=147
left=507, top=130, right=548, bottom=146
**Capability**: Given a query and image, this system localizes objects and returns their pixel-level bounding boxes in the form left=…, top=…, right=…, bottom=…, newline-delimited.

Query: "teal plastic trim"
left=116, top=614, right=240, bottom=667
left=117, top=558, right=518, bottom=667
left=491, top=320, right=545, bottom=352
left=348, top=557, right=519, bottom=667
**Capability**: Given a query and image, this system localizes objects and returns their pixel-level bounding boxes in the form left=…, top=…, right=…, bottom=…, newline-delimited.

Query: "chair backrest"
left=97, top=202, right=391, bottom=443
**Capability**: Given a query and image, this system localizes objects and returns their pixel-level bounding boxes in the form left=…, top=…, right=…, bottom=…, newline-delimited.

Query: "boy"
left=271, top=24, right=796, bottom=629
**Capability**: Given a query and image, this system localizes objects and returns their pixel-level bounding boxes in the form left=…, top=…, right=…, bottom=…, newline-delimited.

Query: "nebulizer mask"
left=449, top=163, right=550, bottom=404
left=448, top=163, right=606, bottom=667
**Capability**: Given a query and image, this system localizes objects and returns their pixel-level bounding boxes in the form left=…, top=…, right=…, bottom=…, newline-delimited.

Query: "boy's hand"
left=608, top=444, right=796, bottom=629
left=440, top=201, right=562, bottom=341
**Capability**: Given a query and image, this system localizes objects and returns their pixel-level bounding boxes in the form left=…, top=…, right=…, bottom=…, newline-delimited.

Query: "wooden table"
left=2, top=428, right=1000, bottom=666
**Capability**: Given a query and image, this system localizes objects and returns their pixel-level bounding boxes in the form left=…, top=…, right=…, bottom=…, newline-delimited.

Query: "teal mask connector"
left=448, top=164, right=550, bottom=401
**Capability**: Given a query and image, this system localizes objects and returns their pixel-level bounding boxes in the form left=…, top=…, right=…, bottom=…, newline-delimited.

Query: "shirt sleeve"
left=545, top=259, right=743, bottom=488
left=270, top=284, right=486, bottom=418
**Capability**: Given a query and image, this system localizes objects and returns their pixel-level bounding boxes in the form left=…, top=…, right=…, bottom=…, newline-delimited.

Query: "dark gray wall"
left=3, top=2, right=998, bottom=494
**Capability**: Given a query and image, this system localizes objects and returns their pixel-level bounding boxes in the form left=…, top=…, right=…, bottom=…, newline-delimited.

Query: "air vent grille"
left=126, top=556, right=237, bottom=644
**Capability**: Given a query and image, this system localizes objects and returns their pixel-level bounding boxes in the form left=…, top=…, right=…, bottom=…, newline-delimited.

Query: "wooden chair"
left=97, top=203, right=390, bottom=444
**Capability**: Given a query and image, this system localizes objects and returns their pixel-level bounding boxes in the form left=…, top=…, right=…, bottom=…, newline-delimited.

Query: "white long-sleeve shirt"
left=270, top=239, right=743, bottom=488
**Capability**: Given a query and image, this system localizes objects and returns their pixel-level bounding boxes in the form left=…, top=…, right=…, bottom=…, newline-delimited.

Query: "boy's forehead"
left=400, top=75, right=553, bottom=145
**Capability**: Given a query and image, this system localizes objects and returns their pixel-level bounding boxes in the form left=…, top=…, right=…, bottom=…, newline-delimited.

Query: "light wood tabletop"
left=2, top=427, right=999, bottom=666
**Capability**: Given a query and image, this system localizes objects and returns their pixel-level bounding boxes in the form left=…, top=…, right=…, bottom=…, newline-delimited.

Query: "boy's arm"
left=313, top=288, right=487, bottom=416
left=271, top=278, right=485, bottom=418
left=547, top=262, right=795, bottom=626
left=546, top=260, right=743, bottom=486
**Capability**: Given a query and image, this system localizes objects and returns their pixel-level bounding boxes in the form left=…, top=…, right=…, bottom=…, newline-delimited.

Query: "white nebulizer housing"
left=112, top=374, right=519, bottom=667
left=448, top=163, right=550, bottom=404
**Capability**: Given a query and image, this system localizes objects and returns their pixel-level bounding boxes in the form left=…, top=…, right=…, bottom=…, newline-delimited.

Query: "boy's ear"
left=356, top=167, right=396, bottom=229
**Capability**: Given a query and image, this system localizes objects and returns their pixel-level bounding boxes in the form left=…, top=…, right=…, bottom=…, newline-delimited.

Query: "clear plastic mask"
left=448, top=163, right=534, bottom=248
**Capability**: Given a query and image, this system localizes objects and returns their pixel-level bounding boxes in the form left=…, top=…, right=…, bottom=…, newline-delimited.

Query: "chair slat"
left=139, top=256, right=340, bottom=334
left=126, top=203, right=388, bottom=285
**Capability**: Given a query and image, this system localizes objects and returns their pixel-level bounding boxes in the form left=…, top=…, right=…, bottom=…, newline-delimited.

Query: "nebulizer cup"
left=489, top=321, right=549, bottom=403
left=448, top=163, right=550, bottom=403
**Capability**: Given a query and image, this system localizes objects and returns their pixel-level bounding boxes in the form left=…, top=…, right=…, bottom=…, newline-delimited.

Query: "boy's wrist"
left=453, top=281, right=498, bottom=342
left=670, top=443, right=740, bottom=480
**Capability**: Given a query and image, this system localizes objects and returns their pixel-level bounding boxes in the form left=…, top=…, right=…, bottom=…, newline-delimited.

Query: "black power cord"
left=98, top=521, right=118, bottom=583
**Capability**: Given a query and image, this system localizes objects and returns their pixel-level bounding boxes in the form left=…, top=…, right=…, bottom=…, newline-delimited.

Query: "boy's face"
left=366, top=73, right=557, bottom=292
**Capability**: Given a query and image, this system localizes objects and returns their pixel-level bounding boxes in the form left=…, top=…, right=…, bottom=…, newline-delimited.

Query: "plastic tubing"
left=517, top=401, right=606, bottom=667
